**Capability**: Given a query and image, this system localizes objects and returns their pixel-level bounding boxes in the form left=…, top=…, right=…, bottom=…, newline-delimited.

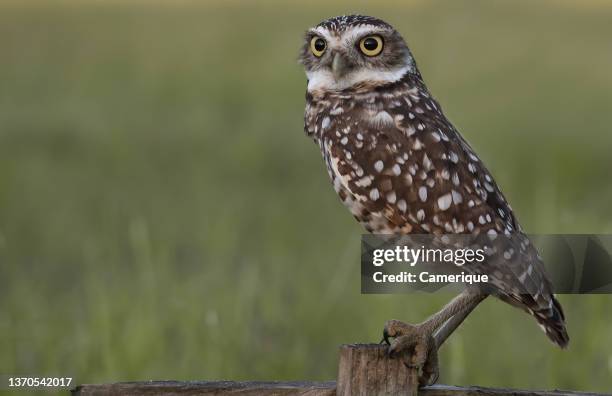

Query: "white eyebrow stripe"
left=310, top=27, right=335, bottom=42
left=340, top=25, right=390, bottom=43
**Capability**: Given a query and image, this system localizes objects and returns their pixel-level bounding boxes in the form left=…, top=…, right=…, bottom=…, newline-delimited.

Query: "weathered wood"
left=71, top=381, right=611, bottom=396
left=337, top=343, right=418, bottom=396
left=71, top=380, right=337, bottom=395
left=71, top=343, right=612, bottom=396
left=421, top=385, right=609, bottom=396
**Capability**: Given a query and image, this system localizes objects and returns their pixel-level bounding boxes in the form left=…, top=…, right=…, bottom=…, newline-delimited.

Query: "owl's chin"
left=305, top=65, right=413, bottom=94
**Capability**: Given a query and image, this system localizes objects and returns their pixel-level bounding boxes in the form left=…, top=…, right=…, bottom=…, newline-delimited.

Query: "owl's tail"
left=533, top=296, right=569, bottom=348
left=499, top=292, right=569, bottom=348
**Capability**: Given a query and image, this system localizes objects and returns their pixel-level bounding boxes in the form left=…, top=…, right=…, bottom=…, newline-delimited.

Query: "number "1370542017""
left=8, top=377, right=72, bottom=388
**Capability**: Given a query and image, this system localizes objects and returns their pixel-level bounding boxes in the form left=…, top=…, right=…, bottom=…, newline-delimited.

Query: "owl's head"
left=300, top=15, right=418, bottom=93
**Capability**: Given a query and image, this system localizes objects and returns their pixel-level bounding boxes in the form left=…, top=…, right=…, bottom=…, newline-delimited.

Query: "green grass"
left=1, top=0, right=612, bottom=392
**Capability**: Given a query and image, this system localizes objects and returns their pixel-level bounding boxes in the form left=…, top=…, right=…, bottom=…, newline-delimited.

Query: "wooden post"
left=337, top=343, right=418, bottom=396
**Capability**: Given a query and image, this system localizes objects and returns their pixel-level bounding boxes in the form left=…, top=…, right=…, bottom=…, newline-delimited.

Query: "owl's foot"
left=382, top=319, right=439, bottom=386
left=380, top=291, right=486, bottom=386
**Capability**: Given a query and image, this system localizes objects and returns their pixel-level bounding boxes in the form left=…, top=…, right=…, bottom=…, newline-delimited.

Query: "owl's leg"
left=382, top=289, right=485, bottom=386
left=433, top=292, right=487, bottom=347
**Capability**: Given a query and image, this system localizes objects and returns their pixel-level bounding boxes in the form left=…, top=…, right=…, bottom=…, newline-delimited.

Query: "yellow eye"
left=310, top=36, right=326, bottom=57
left=359, top=35, right=383, bottom=56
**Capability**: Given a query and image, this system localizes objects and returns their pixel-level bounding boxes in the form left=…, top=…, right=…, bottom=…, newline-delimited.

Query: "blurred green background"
left=1, top=0, right=612, bottom=393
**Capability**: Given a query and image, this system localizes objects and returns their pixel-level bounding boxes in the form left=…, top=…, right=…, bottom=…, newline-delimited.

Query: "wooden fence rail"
left=72, top=344, right=610, bottom=396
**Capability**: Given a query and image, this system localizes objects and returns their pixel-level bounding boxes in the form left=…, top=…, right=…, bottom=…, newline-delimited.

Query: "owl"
left=300, top=15, right=568, bottom=385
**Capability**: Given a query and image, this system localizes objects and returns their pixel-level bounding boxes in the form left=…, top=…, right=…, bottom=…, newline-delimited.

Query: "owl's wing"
left=321, top=82, right=567, bottom=346
left=324, top=85, right=517, bottom=237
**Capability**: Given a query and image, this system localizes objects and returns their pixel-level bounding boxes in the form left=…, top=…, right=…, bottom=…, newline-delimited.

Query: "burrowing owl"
left=300, top=15, right=568, bottom=385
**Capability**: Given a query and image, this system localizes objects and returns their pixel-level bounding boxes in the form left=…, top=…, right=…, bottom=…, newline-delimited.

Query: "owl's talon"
left=381, top=319, right=439, bottom=386
left=403, top=361, right=419, bottom=369
left=381, top=327, right=391, bottom=345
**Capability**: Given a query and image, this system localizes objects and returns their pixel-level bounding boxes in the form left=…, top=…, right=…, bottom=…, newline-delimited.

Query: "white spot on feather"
left=370, top=111, right=394, bottom=127
left=418, top=187, right=428, bottom=202
left=487, top=229, right=497, bottom=239
left=437, top=193, right=452, bottom=211
left=355, top=176, right=372, bottom=187
left=422, top=154, right=433, bottom=171
left=452, top=173, right=460, bottom=186
left=321, top=117, right=331, bottom=130
left=451, top=190, right=463, bottom=204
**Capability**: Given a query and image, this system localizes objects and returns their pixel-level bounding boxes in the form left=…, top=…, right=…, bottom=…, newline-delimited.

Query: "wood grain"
left=72, top=344, right=611, bottom=396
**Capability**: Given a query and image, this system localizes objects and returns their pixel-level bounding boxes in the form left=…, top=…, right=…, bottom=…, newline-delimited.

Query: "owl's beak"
left=331, top=53, right=349, bottom=80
